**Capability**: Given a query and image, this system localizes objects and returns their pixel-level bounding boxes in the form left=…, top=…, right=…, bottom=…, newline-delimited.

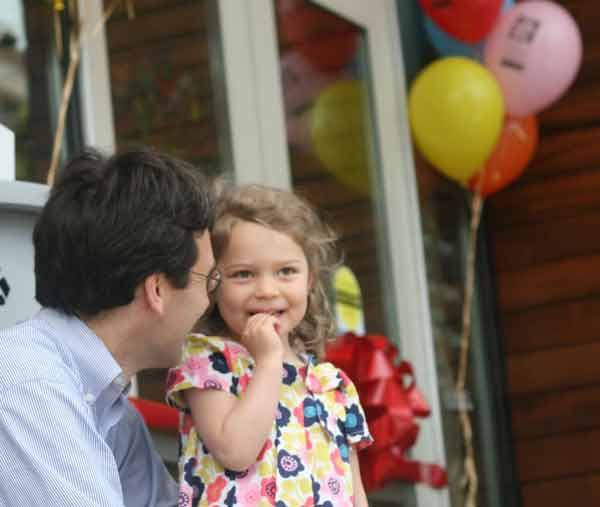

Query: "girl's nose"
left=255, top=276, right=278, bottom=297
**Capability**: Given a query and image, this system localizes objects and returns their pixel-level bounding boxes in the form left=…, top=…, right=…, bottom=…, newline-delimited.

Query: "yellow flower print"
left=279, top=478, right=303, bottom=504
left=297, top=476, right=312, bottom=496
left=258, top=460, right=273, bottom=476
left=280, top=428, right=306, bottom=453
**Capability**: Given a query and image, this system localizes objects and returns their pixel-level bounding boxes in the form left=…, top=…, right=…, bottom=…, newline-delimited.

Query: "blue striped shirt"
left=0, top=308, right=178, bottom=506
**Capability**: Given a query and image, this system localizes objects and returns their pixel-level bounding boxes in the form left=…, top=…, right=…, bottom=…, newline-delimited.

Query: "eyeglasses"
left=190, top=267, right=222, bottom=294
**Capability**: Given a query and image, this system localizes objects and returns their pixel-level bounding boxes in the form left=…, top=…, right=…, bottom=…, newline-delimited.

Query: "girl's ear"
left=143, top=273, right=167, bottom=316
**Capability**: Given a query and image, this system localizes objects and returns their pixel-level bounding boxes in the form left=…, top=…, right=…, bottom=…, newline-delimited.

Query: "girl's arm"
left=185, top=313, right=283, bottom=471
left=350, top=448, right=369, bottom=507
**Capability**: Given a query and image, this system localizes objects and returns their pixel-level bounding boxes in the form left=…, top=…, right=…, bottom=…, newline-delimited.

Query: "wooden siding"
left=486, top=1, right=600, bottom=504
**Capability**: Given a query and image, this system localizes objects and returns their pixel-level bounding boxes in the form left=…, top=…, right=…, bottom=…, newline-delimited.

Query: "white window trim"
left=76, top=0, right=116, bottom=155
left=218, top=0, right=291, bottom=188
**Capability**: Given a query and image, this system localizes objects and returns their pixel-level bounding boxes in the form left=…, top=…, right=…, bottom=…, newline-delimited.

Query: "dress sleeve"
left=166, top=334, right=239, bottom=411
left=339, top=370, right=374, bottom=450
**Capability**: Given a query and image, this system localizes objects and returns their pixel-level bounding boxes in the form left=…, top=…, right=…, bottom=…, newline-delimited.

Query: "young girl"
left=166, top=184, right=372, bottom=506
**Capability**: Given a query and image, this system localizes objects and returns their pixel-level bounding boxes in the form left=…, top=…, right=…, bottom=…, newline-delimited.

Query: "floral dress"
left=166, top=334, right=373, bottom=507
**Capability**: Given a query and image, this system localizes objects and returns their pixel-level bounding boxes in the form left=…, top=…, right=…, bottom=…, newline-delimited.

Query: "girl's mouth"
left=249, top=310, right=285, bottom=317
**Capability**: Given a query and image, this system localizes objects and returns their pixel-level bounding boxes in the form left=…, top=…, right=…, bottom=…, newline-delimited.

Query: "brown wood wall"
left=485, top=1, right=600, bottom=504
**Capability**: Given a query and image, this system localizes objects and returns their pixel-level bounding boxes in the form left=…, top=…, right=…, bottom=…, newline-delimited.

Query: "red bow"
left=326, top=333, right=447, bottom=491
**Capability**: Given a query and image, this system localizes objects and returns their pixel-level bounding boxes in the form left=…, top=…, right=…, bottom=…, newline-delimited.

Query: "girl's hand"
left=241, top=313, right=284, bottom=365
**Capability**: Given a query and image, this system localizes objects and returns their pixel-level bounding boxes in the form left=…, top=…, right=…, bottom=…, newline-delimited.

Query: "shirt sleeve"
left=0, top=379, right=126, bottom=507
left=339, top=370, right=374, bottom=449
left=115, top=403, right=179, bottom=507
left=166, top=334, right=238, bottom=411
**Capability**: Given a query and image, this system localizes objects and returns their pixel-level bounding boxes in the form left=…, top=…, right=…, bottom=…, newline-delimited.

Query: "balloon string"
left=456, top=190, right=484, bottom=507
left=47, top=3, right=80, bottom=186
left=47, top=1, right=137, bottom=185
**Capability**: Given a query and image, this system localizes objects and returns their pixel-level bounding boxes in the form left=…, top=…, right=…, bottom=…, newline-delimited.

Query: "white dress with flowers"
left=166, top=334, right=373, bottom=507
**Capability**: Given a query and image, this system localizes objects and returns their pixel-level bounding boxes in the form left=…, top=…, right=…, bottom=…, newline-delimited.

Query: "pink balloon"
left=484, top=0, right=582, bottom=117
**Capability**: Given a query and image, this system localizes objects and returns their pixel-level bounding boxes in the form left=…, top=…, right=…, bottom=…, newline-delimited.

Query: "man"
left=0, top=147, right=218, bottom=506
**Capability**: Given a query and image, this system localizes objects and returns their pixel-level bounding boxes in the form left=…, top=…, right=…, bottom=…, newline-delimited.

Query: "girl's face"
left=216, top=220, right=312, bottom=344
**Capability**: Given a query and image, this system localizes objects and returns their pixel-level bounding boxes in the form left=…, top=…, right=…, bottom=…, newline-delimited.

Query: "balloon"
left=408, top=57, right=504, bottom=184
left=423, top=16, right=483, bottom=59
left=469, top=115, right=538, bottom=196
left=280, top=50, right=343, bottom=150
left=277, top=0, right=358, bottom=71
left=423, top=0, right=513, bottom=59
left=281, top=51, right=340, bottom=113
left=484, top=0, right=582, bottom=117
left=310, top=79, right=370, bottom=195
left=418, top=0, right=503, bottom=43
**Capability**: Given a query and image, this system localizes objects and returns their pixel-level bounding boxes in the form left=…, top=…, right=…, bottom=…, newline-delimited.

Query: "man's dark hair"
left=34, top=146, right=214, bottom=316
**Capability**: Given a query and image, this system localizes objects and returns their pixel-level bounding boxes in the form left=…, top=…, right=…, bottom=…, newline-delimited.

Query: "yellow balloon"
left=409, top=57, right=504, bottom=184
left=310, top=79, right=369, bottom=195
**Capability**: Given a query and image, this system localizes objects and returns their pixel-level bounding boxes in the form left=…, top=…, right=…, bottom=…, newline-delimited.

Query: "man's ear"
left=143, top=273, right=167, bottom=316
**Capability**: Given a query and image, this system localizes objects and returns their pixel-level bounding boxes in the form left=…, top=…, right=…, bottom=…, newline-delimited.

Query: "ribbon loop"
left=325, top=333, right=447, bottom=491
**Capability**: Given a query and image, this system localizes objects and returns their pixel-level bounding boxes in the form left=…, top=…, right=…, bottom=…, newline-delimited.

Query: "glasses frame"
left=190, top=267, right=222, bottom=294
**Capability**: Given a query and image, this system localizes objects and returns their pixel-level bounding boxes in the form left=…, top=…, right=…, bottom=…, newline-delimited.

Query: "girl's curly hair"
left=197, top=183, right=340, bottom=360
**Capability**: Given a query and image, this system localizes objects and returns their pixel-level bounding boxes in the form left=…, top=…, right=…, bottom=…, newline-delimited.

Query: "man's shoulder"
left=0, top=316, right=74, bottom=391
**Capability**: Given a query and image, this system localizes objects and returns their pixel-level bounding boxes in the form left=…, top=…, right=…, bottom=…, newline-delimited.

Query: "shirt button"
left=115, top=374, right=127, bottom=387
left=84, top=393, right=95, bottom=404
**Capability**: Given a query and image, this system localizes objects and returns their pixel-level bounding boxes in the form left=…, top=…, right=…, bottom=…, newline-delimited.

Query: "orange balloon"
left=469, top=115, right=538, bottom=197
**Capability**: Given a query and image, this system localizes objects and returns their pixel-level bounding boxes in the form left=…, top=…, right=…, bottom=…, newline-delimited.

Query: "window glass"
left=103, top=0, right=228, bottom=179
left=1, top=1, right=64, bottom=183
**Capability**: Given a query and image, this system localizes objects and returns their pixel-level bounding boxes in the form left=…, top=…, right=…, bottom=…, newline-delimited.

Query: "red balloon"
left=277, top=0, right=358, bottom=71
left=418, top=0, right=503, bottom=43
left=469, top=115, right=538, bottom=197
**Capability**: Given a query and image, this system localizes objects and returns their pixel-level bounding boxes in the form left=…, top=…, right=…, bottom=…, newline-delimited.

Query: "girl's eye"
left=279, top=266, right=298, bottom=276
left=231, top=270, right=252, bottom=279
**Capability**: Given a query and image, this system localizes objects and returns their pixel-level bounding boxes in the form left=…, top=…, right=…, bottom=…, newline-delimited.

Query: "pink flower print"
left=237, top=477, right=261, bottom=505
left=182, top=355, right=209, bottom=375
left=182, top=357, right=214, bottom=387
left=327, top=475, right=341, bottom=496
left=306, top=373, right=321, bottom=393
left=178, top=482, right=194, bottom=507
left=260, top=477, right=277, bottom=505
left=227, top=340, right=247, bottom=358
left=306, top=363, right=342, bottom=393
left=202, top=377, right=223, bottom=390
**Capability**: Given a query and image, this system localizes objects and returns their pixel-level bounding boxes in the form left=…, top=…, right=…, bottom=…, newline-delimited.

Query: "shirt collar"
left=38, top=308, right=125, bottom=404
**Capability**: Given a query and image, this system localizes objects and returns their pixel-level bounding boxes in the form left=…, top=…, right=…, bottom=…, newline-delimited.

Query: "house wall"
left=485, top=1, right=600, bottom=504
